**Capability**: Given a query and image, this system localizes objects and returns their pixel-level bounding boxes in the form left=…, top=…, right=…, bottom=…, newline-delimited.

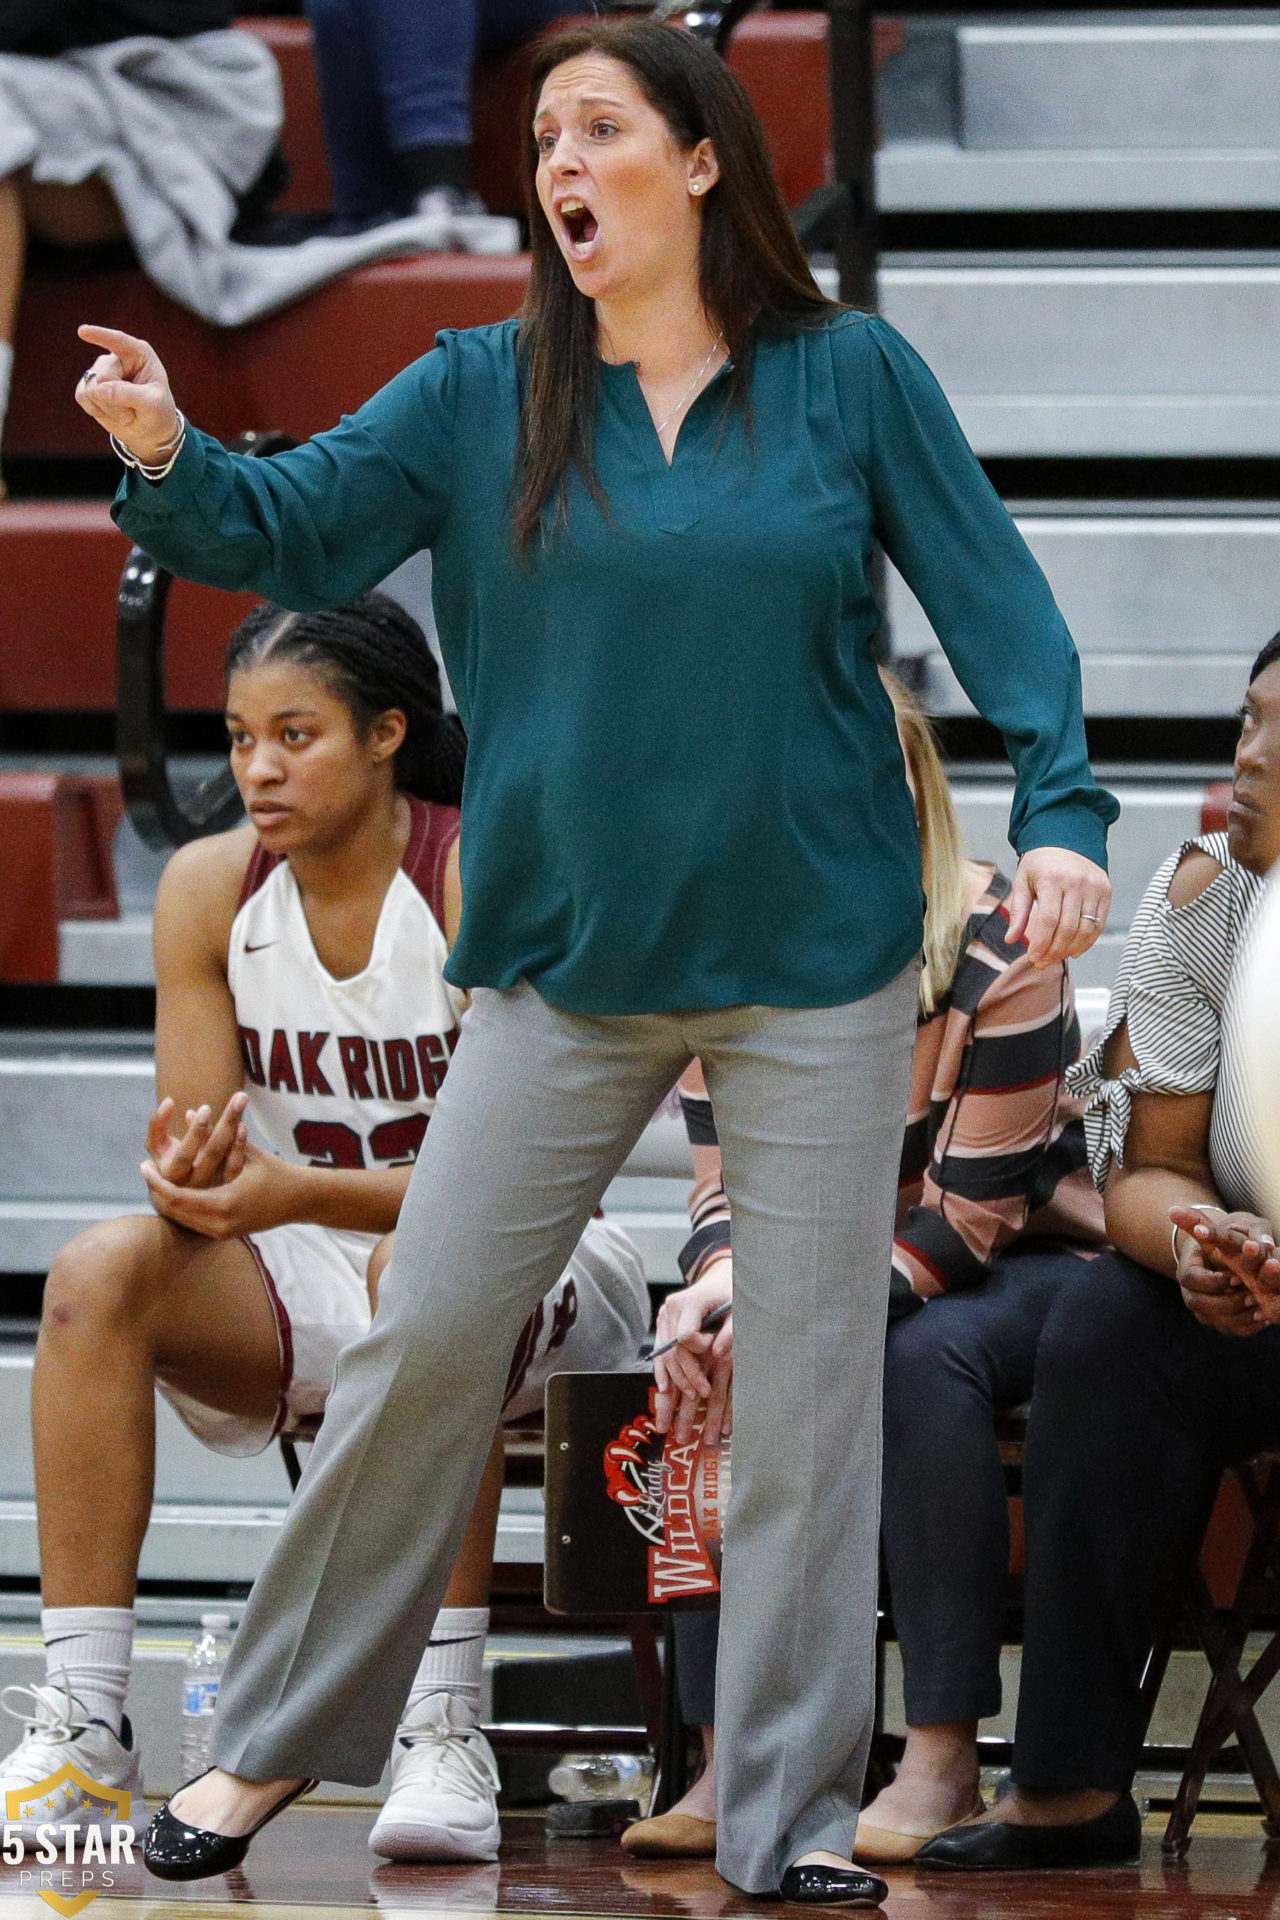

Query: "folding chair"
left=1155, top=1449, right=1280, bottom=1856
left=544, top=1370, right=724, bottom=1812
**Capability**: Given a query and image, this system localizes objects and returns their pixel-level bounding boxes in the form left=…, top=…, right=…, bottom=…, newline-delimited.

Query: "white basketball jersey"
left=226, top=799, right=464, bottom=1264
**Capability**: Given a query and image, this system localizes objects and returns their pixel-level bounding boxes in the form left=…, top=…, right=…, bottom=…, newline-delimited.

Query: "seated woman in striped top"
left=903, top=632, right=1280, bottom=1872
left=627, top=668, right=1107, bottom=1862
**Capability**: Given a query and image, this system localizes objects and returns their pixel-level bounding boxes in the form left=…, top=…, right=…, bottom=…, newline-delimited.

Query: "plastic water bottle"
left=180, top=1613, right=233, bottom=1779
left=548, top=1754, right=653, bottom=1803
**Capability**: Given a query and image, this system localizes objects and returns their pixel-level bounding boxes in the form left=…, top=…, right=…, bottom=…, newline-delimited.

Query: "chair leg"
left=628, top=1617, right=665, bottom=1757
left=1139, top=1628, right=1174, bottom=1723
left=652, top=1614, right=689, bottom=1816
left=1162, top=1576, right=1236, bottom=1858
left=1162, top=1566, right=1280, bottom=1855
left=279, top=1436, right=303, bottom=1491
left=864, top=1625, right=896, bottom=1800
left=1163, top=1716, right=1218, bottom=1859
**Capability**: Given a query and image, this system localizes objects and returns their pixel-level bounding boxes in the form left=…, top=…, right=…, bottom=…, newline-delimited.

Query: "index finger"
left=1025, top=881, right=1065, bottom=965
left=78, top=323, right=149, bottom=364
left=189, top=1091, right=249, bottom=1186
left=146, top=1097, right=176, bottom=1159
left=163, top=1105, right=213, bottom=1183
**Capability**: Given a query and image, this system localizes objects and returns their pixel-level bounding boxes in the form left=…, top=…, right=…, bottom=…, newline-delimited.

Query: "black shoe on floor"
left=779, top=1861, right=890, bottom=1906
left=912, top=1792, right=1142, bottom=1871
left=143, top=1776, right=317, bottom=1881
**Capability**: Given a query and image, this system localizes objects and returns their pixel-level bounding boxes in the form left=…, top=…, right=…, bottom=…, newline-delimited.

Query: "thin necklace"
left=651, top=336, right=727, bottom=438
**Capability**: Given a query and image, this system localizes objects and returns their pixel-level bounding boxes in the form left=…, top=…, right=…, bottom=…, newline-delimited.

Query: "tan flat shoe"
left=851, top=1795, right=985, bottom=1865
left=621, top=1810, right=717, bottom=1858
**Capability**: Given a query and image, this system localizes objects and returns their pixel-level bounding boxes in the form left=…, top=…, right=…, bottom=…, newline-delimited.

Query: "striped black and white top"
left=1067, top=832, right=1265, bottom=1211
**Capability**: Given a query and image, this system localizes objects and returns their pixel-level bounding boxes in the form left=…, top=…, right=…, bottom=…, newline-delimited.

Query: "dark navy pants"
left=679, top=1249, right=1280, bottom=1794
left=304, top=0, right=565, bottom=225
left=1014, top=1252, right=1280, bottom=1790
left=881, top=1246, right=1084, bottom=1727
left=674, top=1247, right=1084, bottom=1733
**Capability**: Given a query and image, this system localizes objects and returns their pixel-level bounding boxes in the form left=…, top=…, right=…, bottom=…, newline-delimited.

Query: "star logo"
left=5, top=1763, right=133, bottom=1915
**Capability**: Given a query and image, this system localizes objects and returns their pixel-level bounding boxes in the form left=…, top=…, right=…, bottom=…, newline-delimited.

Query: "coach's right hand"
left=74, top=324, right=181, bottom=463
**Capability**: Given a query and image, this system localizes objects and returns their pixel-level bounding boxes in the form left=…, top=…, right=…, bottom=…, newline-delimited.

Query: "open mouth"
left=558, top=198, right=599, bottom=257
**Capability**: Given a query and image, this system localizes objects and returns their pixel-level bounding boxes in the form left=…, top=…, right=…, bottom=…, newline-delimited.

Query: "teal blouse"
left=114, top=311, right=1117, bottom=1016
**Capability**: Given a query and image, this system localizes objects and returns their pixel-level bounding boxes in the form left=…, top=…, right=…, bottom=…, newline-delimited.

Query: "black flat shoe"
left=912, top=1792, right=1142, bottom=1872
left=779, top=1862, right=889, bottom=1906
left=143, top=1774, right=318, bottom=1881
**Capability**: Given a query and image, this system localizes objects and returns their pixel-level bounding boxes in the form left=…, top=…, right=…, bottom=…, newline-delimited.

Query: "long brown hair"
left=880, top=668, right=970, bottom=1017
left=514, top=19, right=838, bottom=550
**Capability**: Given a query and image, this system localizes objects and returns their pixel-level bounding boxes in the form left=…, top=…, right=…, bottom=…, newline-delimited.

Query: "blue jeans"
left=304, top=0, right=566, bottom=225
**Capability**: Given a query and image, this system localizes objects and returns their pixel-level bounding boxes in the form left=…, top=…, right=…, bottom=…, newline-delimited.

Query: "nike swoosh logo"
left=426, top=1634, right=485, bottom=1647
left=244, top=941, right=277, bottom=953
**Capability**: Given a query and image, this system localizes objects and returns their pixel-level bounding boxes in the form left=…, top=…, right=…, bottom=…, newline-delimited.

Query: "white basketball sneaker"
left=0, top=1679, right=144, bottom=1840
left=369, top=1692, right=501, bottom=1863
left=412, top=188, right=520, bottom=257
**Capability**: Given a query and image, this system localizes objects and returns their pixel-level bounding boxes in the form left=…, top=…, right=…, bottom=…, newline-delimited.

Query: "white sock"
left=405, top=1607, right=488, bottom=1727
left=0, top=339, right=12, bottom=444
left=41, top=1606, right=134, bottom=1737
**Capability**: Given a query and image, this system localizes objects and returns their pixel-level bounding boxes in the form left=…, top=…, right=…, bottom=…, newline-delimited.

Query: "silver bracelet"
left=111, top=410, right=186, bottom=482
left=1171, top=1203, right=1227, bottom=1268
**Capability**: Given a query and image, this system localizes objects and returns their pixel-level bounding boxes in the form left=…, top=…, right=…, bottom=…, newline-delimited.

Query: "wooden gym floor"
left=2, top=1803, right=1280, bottom=1920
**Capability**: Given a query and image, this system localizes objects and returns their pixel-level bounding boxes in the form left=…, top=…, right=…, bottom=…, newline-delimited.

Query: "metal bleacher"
left=2, top=0, right=1275, bottom=1786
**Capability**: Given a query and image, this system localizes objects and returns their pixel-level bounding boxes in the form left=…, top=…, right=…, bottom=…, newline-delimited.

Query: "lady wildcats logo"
left=4, top=1765, right=135, bottom=1914
left=603, top=1387, right=731, bottom=1602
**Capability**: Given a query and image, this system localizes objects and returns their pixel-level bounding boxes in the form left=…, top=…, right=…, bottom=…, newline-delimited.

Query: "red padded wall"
left=0, top=503, right=257, bottom=709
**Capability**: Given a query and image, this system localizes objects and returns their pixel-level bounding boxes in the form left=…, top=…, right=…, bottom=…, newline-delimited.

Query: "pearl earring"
left=690, top=182, right=702, bottom=194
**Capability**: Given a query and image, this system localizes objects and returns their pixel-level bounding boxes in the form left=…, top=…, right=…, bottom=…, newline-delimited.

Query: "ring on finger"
left=1081, top=911, right=1101, bottom=923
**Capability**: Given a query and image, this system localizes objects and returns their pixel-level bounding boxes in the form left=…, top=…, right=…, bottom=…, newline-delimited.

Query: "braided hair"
left=224, top=594, right=466, bottom=807
left=1250, top=630, right=1280, bottom=686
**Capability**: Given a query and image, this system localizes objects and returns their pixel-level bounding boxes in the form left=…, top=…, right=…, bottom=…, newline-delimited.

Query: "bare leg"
left=663, top=1726, right=716, bottom=1822
left=0, top=174, right=22, bottom=346
left=0, top=175, right=21, bottom=490
left=35, top=1214, right=285, bottom=1607
left=22, top=175, right=127, bottom=249
left=856, top=1722, right=983, bottom=1839
left=442, top=1429, right=505, bottom=1606
left=0, top=172, right=128, bottom=483
left=1, top=174, right=126, bottom=352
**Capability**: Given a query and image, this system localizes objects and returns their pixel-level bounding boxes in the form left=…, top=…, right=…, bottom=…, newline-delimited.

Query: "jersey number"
left=293, top=1116, right=429, bottom=1170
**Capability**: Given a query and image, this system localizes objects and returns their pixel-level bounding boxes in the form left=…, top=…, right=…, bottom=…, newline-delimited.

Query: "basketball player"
left=0, top=594, right=648, bottom=1865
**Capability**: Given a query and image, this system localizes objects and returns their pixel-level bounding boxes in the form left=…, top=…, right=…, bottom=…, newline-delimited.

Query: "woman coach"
left=74, top=18, right=1115, bottom=1903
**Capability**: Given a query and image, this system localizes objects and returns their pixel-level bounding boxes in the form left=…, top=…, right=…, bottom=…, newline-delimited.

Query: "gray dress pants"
left=211, top=968, right=917, bottom=1893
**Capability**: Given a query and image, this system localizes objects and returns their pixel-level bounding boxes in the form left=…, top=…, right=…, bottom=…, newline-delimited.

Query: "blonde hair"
left=880, top=667, right=969, bottom=1016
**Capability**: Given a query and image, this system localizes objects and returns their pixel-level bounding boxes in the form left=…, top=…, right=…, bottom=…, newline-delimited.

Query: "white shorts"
left=159, top=1215, right=649, bottom=1458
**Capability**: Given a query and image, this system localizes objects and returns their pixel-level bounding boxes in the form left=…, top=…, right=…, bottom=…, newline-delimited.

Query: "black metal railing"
left=115, top=431, right=295, bottom=850
left=656, top=0, right=878, bottom=308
